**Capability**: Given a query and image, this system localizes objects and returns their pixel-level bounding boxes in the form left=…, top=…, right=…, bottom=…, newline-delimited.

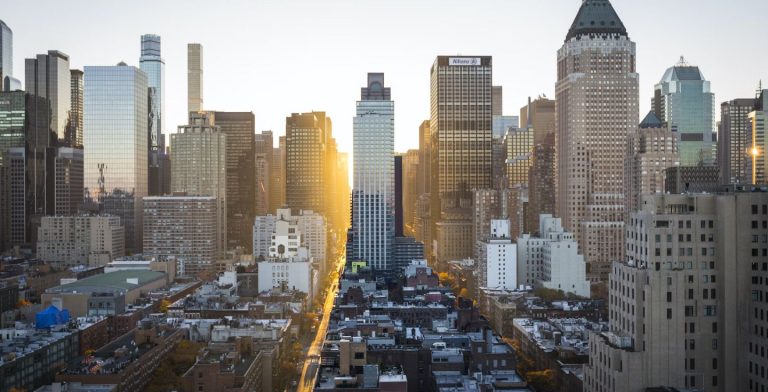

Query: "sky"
left=4, top=0, right=768, bottom=158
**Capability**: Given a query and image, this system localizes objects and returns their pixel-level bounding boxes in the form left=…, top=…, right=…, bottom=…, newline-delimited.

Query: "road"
left=296, top=252, right=345, bottom=392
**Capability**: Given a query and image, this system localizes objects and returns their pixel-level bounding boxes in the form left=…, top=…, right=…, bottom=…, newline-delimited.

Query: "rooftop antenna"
left=677, top=56, right=689, bottom=67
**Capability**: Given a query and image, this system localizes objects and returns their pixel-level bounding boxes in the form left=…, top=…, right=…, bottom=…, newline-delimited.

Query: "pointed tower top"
left=566, top=0, right=628, bottom=41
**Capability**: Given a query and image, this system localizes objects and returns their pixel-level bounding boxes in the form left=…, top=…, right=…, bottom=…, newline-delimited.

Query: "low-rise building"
left=56, top=320, right=183, bottom=392
left=0, top=325, right=80, bottom=392
left=41, top=270, right=167, bottom=317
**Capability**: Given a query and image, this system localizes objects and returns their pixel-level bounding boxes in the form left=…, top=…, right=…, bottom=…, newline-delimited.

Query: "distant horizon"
left=3, top=0, right=767, bottom=158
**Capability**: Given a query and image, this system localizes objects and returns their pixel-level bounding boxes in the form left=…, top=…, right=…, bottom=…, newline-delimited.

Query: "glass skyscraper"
left=0, top=20, right=20, bottom=91
left=25, top=50, right=71, bottom=145
left=140, top=34, right=165, bottom=151
left=653, top=59, right=716, bottom=166
left=351, top=73, right=395, bottom=271
left=84, top=63, right=148, bottom=252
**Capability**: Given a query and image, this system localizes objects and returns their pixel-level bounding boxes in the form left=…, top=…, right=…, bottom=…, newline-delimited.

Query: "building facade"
left=25, top=50, right=71, bottom=145
left=719, top=98, right=756, bottom=185
left=625, top=111, right=679, bottom=220
left=653, top=59, right=716, bottom=166
left=517, top=214, right=590, bottom=297
left=84, top=64, right=148, bottom=252
left=171, top=112, right=227, bottom=256
left=187, top=43, right=203, bottom=113
left=477, top=220, right=517, bottom=291
left=143, top=196, right=217, bottom=277
left=584, top=192, right=768, bottom=392
left=351, top=73, right=395, bottom=271
left=555, top=0, right=637, bottom=281
left=36, top=215, right=124, bottom=267
left=430, top=56, right=492, bottom=215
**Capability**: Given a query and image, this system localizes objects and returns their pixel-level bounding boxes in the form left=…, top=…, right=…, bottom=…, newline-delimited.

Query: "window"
left=667, top=308, right=672, bottom=319
left=712, top=358, right=718, bottom=369
left=667, top=292, right=673, bottom=302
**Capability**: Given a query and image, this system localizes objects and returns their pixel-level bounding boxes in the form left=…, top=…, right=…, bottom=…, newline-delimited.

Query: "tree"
left=526, top=369, right=557, bottom=392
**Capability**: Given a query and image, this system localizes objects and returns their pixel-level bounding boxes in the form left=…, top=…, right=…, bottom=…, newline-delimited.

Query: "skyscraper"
left=254, top=130, right=274, bottom=216
left=653, top=59, right=716, bottom=166
left=719, top=98, right=755, bottom=185
left=187, top=43, right=203, bottom=114
left=430, top=56, right=493, bottom=210
left=350, top=73, right=395, bottom=271
left=505, top=126, right=534, bottom=187
left=285, top=112, right=331, bottom=214
left=207, top=111, right=255, bottom=251
left=0, top=91, right=50, bottom=249
left=140, top=34, right=165, bottom=151
left=84, top=63, right=148, bottom=252
left=171, top=112, right=227, bottom=256
left=556, top=0, right=638, bottom=280
left=140, top=34, right=170, bottom=197
left=0, top=20, right=20, bottom=91
left=68, top=69, right=83, bottom=148
left=520, top=96, right=556, bottom=144
left=584, top=192, right=768, bottom=391
left=625, top=111, right=679, bottom=219
left=522, top=97, right=557, bottom=234
left=430, top=56, right=492, bottom=268
left=402, top=149, right=419, bottom=236
left=750, top=89, right=768, bottom=184
left=25, top=50, right=71, bottom=145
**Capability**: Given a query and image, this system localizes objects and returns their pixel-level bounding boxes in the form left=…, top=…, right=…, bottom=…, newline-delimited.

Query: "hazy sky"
left=4, top=0, right=768, bottom=156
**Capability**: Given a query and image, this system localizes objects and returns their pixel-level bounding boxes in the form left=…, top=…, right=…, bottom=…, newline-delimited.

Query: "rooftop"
left=566, top=0, right=628, bottom=41
left=47, top=270, right=166, bottom=294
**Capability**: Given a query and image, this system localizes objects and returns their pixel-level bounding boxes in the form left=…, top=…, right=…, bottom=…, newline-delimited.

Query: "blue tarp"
left=35, top=305, right=70, bottom=329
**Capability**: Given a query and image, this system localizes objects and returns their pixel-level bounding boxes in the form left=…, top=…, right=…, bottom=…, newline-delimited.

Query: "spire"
left=639, top=111, right=663, bottom=129
left=566, top=0, right=628, bottom=41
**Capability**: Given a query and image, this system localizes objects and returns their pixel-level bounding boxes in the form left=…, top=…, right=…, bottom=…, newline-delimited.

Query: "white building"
left=37, top=215, right=124, bottom=267
left=253, top=208, right=326, bottom=263
left=517, top=215, right=590, bottom=297
left=257, top=247, right=316, bottom=302
left=477, top=220, right=517, bottom=290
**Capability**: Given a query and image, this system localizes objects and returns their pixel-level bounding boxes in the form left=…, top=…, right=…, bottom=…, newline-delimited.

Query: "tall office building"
left=749, top=89, right=768, bottom=184
left=140, top=34, right=170, bottom=196
left=430, top=55, right=493, bottom=212
left=285, top=112, right=331, bottom=214
left=403, top=149, right=419, bottom=236
left=653, top=59, right=716, bottom=166
left=0, top=20, right=20, bottom=91
left=520, top=96, right=556, bottom=144
left=139, top=34, right=165, bottom=151
left=0, top=91, right=50, bottom=249
left=556, top=0, right=638, bottom=280
left=719, top=98, right=755, bottom=185
left=269, top=145, right=284, bottom=212
left=584, top=192, right=768, bottom=392
left=625, top=111, right=679, bottom=220
left=84, top=63, right=148, bottom=252
left=68, top=69, right=83, bottom=148
left=25, top=50, right=71, bottom=145
left=203, top=111, right=256, bottom=251
left=526, top=133, right=556, bottom=234
left=472, top=188, right=506, bottom=259
left=492, top=86, right=503, bottom=117
left=143, top=195, right=217, bottom=277
left=505, top=126, right=534, bottom=187
left=254, top=130, right=274, bottom=216
left=171, top=112, right=227, bottom=256
left=415, top=120, right=432, bottom=248
left=187, top=43, right=203, bottom=114
left=53, top=147, right=84, bottom=216
left=350, top=73, right=395, bottom=271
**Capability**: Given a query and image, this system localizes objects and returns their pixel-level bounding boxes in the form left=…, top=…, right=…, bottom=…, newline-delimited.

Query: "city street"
left=296, top=251, right=345, bottom=392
